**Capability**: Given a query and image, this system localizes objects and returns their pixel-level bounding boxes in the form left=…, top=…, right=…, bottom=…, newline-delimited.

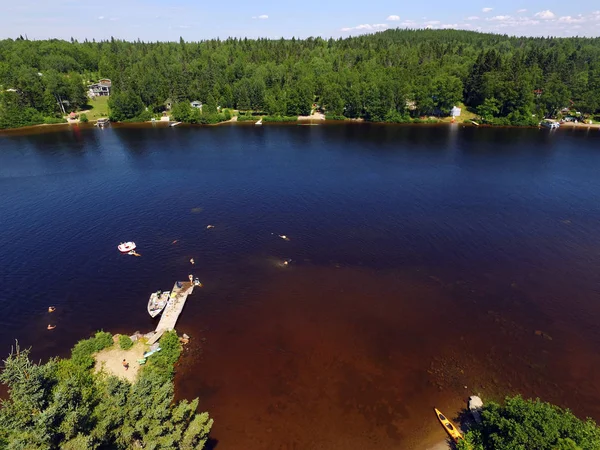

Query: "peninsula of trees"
left=0, top=332, right=213, bottom=449
left=1, top=29, right=600, bottom=129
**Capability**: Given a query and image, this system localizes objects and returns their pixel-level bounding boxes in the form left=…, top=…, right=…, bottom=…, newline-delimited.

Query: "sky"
left=1, top=0, right=599, bottom=41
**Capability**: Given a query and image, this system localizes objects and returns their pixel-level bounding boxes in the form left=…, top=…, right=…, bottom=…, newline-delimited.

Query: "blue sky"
left=2, top=0, right=599, bottom=41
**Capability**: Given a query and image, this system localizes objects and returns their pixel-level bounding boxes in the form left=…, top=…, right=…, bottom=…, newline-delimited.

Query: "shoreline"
left=2, top=117, right=599, bottom=137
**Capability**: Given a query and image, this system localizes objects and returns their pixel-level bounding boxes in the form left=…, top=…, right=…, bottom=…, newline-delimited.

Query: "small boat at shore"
left=540, top=120, right=560, bottom=129
left=434, top=408, right=463, bottom=443
left=95, top=118, right=110, bottom=127
left=255, top=118, right=262, bottom=125
left=118, top=241, right=136, bottom=253
left=147, top=291, right=170, bottom=318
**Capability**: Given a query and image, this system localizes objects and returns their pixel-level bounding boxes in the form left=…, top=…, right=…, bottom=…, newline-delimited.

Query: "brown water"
left=2, top=123, right=600, bottom=448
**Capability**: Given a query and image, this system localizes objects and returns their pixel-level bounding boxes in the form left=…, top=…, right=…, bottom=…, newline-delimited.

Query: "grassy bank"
left=81, top=95, right=110, bottom=121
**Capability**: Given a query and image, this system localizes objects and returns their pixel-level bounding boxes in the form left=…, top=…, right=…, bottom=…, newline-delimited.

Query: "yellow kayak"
left=435, top=408, right=464, bottom=443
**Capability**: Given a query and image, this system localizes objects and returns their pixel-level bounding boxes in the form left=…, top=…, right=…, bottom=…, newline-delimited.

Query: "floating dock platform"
left=147, top=280, right=194, bottom=345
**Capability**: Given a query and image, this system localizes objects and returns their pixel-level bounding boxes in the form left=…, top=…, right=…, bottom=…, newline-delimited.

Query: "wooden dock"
left=147, top=281, right=194, bottom=345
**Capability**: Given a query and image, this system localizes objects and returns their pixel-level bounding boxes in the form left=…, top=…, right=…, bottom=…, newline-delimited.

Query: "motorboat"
left=118, top=241, right=136, bottom=253
left=540, top=120, right=560, bottom=129
left=96, top=118, right=110, bottom=127
left=434, top=408, right=464, bottom=443
left=147, top=291, right=170, bottom=318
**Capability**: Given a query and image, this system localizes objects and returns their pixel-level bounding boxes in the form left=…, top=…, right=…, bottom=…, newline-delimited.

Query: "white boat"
left=540, top=120, right=560, bottom=129
left=118, top=241, right=136, bottom=253
left=147, top=291, right=170, bottom=318
left=255, top=118, right=262, bottom=125
left=96, top=118, right=110, bottom=127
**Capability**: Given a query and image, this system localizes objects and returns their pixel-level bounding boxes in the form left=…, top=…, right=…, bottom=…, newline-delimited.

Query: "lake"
left=1, top=123, right=600, bottom=449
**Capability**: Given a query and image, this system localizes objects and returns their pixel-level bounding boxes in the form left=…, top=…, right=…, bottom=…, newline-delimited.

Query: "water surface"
left=1, top=123, right=600, bottom=449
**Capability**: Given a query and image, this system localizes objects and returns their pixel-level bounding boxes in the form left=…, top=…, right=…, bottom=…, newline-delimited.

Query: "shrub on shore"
left=43, top=116, right=68, bottom=124
left=325, top=114, right=347, bottom=121
left=237, top=114, right=259, bottom=122
left=263, top=115, right=298, bottom=122
left=118, top=334, right=133, bottom=350
left=457, top=395, right=600, bottom=450
left=79, top=113, right=88, bottom=122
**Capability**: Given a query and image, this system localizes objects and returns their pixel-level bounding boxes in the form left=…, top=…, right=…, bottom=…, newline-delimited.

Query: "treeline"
left=1, top=30, right=600, bottom=128
left=0, top=332, right=213, bottom=449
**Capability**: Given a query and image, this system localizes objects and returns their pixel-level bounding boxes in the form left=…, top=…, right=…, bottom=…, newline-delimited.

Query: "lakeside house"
left=451, top=106, right=462, bottom=117
left=191, top=101, right=203, bottom=110
left=88, top=79, right=111, bottom=98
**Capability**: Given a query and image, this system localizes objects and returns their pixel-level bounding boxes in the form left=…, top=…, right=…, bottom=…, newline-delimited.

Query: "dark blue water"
left=1, top=123, right=600, bottom=449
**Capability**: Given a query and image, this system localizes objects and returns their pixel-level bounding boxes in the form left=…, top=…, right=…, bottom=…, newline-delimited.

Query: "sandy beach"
left=94, top=340, right=146, bottom=383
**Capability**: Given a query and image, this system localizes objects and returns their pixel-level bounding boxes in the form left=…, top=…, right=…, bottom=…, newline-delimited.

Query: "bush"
left=119, top=334, right=133, bottom=350
left=263, top=115, right=297, bottom=122
left=79, top=113, right=88, bottom=122
left=43, top=116, right=67, bottom=124
left=325, top=114, right=347, bottom=121
left=237, top=114, right=258, bottom=122
left=141, top=331, right=182, bottom=381
left=384, top=110, right=411, bottom=123
left=135, top=109, right=153, bottom=122
left=70, top=331, right=113, bottom=369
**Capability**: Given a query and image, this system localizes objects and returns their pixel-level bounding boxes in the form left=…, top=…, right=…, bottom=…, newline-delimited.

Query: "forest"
left=0, top=332, right=213, bottom=449
left=1, top=29, right=600, bottom=129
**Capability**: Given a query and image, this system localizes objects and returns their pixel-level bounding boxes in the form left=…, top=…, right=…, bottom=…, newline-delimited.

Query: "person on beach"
left=122, top=359, right=129, bottom=371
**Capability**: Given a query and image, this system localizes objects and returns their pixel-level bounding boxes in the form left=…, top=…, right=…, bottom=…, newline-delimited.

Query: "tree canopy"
left=0, top=332, right=213, bottom=449
left=458, top=396, right=600, bottom=450
left=1, top=30, right=600, bottom=129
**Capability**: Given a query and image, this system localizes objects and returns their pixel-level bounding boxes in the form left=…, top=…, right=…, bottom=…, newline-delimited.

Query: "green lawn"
left=81, top=95, right=109, bottom=120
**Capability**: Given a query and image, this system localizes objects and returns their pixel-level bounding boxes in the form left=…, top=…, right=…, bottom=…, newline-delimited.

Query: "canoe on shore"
left=434, top=408, right=464, bottom=443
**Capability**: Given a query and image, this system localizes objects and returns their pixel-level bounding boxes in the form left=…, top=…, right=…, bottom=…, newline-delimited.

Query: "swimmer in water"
left=47, top=324, right=56, bottom=330
left=48, top=306, right=56, bottom=313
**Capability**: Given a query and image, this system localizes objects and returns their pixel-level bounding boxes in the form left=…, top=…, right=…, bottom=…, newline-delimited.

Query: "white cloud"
left=466, top=16, right=480, bottom=20
left=441, top=23, right=458, bottom=29
left=487, top=15, right=511, bottom=22
left=482, top=7, right=493, bottom=13
left=109, top=17, right=119, bottom=21
left=534, top=10, right=555, bottom=20
left=400, top=20, right=416, bottom=27
left=558, top=15, right=585, bottom=23
left=252, top=14, right=269, bottom=19
left=387, top=15, right=400, bottom=21
left=517, top=9, right=527, bottom=13
left=341, top=23, right=389, bottom=32
left=424, top=20, right=441, bottom=25
left=98, top=16, right=104, bottom=20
